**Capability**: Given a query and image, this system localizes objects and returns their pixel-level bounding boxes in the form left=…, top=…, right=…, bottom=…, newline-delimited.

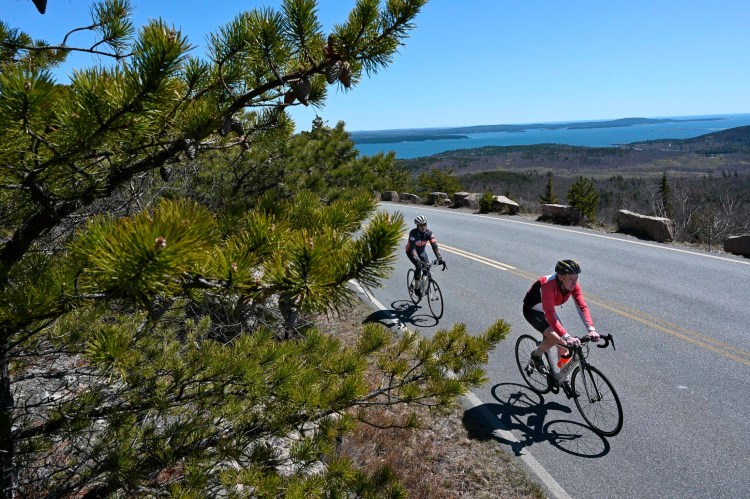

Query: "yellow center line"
left=404, top=235, right=750, bottom=367
left=587, top=297, right=750, bottom=367
left=440, top=243, right=516, bottom=271
left=590, top=296, right=750, bottom=360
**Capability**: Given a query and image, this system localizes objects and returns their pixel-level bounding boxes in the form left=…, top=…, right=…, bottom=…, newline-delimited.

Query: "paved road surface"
left=364, top=203, right=750, bottom=499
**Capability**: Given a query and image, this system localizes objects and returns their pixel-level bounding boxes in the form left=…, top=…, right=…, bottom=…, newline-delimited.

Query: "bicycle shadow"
left=461, top=382, right=612, bottom=458
left=362, top=299, right=440, bottom=329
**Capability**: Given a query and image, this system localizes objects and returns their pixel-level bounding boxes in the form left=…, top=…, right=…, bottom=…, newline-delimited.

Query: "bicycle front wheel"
left=406, top=269, right=418, bottom=303
left=515, top=334, right=551, bottom=394
left=571, top=365, right=623, bottom=437
left=427, top=279, right=444, bottom=319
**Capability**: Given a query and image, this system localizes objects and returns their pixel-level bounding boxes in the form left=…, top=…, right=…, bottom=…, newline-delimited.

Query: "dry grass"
left=315, top=300, right=546, bottom=498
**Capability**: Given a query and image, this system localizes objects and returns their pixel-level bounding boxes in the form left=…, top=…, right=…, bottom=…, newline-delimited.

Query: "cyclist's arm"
left=571, top=284, right=597, bottom=335
left=429, top=234, right=442, bottom=259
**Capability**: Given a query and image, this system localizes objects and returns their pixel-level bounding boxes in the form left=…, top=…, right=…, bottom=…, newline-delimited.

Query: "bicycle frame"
left=553, top=335, right=615, bottom=395
left=417, top=264, right=432, bottom=294
left=407, top=259, right=447, bottom=319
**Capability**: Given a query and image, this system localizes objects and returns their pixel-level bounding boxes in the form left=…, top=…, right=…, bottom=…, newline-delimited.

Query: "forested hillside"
left=396, top=127, right=750, bottom=245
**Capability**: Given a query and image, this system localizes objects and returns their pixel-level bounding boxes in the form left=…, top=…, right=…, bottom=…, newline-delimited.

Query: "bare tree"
left=691, top=192, right=750, bottom=250
left=669, top=181, right=703, bottom=242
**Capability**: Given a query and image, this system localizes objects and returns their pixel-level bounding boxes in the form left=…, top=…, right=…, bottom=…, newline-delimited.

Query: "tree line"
left=412, top=166, right=750, bottom=248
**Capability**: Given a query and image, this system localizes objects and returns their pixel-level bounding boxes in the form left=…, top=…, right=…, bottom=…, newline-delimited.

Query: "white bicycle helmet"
left=414, top=215, right=427, bottom=225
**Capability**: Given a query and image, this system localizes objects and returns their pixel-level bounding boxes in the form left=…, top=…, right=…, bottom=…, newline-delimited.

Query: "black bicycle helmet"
left=555, top=259, right=581, bottom=275
left=414, top=215, right=427, bottom=226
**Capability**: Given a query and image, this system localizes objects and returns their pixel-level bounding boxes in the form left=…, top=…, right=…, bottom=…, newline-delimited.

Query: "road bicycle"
left=515, top=333, right=623, bottom=437
left=407, top=259, right=447, bottom=319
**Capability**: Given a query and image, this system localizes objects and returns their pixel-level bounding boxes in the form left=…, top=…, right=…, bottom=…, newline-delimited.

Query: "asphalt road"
left=365, top=202, right=750, bottom=499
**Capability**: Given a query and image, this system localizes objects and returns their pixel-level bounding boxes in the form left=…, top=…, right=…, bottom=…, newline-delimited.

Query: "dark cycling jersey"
left=405, top=227, right=441, bottom=259
left=523, top=274, right=594, bottom=336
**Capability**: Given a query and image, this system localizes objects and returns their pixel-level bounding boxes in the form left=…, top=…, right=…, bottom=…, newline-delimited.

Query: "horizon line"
left=348, top=112, right=750, bottom=134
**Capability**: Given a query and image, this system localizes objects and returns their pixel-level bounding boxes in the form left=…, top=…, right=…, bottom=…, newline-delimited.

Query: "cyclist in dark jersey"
left=406, top=215, right=444, bottom=296
left=523, top=259, right=600, bottom=377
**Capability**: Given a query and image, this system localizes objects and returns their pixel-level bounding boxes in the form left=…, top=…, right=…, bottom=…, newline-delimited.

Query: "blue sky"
left=4, top=0, right=750, bottom=131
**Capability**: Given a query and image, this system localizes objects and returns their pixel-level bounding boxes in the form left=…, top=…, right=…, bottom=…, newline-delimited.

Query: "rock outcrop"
left=381, top=191, right=399, bottom=202
left=400, top=193, right=421, bottom=204
left=724, top=234, right=750, bottom=258
left=615, top=209, right=675, bottom=242
left=540, top=204, right=582, bottom=225
left=491, top=195, right=520, bottom=215
left=428, top=192, right=451, bottom=206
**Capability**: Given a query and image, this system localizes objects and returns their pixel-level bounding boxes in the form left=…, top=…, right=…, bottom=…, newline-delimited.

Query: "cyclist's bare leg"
left=538, top=327, right=561, bottom=353
left=535, top=327, right=569, bottom=369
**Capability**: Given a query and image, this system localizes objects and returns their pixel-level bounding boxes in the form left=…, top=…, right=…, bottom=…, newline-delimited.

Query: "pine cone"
left=184, top=139, right=197, bottom=159
left=325, top=60, right=343, bottom=84
left=293, top=77, right=311, bottom=105
left=230, top=119, right=244, bottom=136
left=32, top=0, right=47, bottom=14
left=284, top=91, right=296, bottom=105
left=339, top=62, right=352, bottom=89
left=220, top=116, right=232, bottom=136
left=159, top=166, right=172, bottom=182
left=326, top=35, right=337, bottom=58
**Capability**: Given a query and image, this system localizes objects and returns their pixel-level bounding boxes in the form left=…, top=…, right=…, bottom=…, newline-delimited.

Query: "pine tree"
left=416, top=168, right=464, bottom=197
left=566, top=176, right=599, bottom=223
left=0, top=1, right=514, bottom=495
left=539, top=171, right=560, bottom=204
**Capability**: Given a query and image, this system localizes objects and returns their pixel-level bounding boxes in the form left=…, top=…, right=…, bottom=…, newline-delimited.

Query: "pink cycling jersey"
left=523, top=274, right=594, bottom=336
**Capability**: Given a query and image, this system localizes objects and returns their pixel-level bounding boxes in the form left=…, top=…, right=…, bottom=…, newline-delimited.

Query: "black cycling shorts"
left=523, top=305, right=549, bottom=334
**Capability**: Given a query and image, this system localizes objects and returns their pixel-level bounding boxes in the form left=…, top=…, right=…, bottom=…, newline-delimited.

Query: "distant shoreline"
left=354, top=134, right=469, bottom=144
left=350, top=116, right=725, bottom=145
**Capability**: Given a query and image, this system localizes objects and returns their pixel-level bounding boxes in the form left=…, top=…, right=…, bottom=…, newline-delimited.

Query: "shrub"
left=479, top=191, right=495, bottom=213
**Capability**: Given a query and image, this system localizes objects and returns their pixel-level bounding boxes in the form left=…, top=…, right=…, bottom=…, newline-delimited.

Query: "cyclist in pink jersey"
left=522, top=259, right=600, bottom=377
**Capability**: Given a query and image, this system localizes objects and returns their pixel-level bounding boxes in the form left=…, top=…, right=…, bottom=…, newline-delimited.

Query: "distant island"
left=350, top=117, right=726, bottom=145
left=353, top=134, right=469, bottom=144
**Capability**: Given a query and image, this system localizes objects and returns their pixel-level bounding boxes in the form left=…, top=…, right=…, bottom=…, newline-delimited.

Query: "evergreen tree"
left=415, top=168, right=463, bottom=197
left=285, top=120, right=409, bottom=199
left=539, top=171, right=559, bottom=204
left=0, top=1, right=513, bottom=495
left=479, top=191, right=495, bottom=213
left=566, top=176, right=599, bottom=223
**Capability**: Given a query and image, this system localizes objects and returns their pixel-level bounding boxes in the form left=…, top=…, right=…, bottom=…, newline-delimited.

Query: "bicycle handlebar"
left=560, top=333, right=616, bottom=350
left=421, top=260, right=447, bottom=271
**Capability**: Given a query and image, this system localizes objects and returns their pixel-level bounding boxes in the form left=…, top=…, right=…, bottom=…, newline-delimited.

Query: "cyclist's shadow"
left=363, top=299, right=440, bottom=329
left=462, top=383, right=612, bottom=458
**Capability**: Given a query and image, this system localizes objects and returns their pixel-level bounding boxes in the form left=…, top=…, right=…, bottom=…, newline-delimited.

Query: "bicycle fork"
left=578, top=366, right=604, bottom=403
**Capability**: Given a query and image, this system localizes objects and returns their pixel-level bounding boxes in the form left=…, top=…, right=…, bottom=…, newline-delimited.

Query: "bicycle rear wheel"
left=406, top=269, right=419, bottom=303
left=515, top=334, right=551, bottom=394
left=571, top=365, right=623, bottom=437
left=427, top=279, right=444, bottom=319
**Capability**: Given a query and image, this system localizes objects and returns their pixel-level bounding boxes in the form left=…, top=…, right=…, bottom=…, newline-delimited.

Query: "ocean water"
left=353, top=114, right=750, bottom=159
